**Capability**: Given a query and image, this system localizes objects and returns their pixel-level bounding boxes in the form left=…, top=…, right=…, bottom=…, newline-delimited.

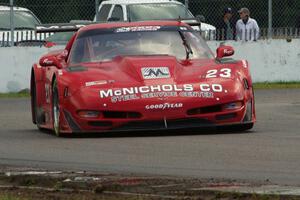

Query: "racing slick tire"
left=224, top=123, right=254, bottom=132
left=218, top=123, right=254, bottom=132
left=31, top=78, right=45, bottom=131
left=232, top=123, right=254, bottom=131
left=52, top=79, right=61, bottom=137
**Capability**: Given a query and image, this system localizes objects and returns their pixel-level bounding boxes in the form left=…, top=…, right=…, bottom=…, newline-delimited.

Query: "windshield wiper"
left=178, top=31, right=193, bottom=60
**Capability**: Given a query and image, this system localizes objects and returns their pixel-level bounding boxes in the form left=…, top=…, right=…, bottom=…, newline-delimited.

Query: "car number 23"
left=206, top=68, right=231, bottom=78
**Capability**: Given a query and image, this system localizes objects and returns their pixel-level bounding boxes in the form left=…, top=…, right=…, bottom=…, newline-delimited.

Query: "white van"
left=94, top=0, right=216, bottom=39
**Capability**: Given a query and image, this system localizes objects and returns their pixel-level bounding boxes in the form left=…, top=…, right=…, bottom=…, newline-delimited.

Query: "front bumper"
left=59, top=99, right=255, bottom=134
left=58, top=82, right=256, bottom=133
left=63, top=112, right=254, bottom=133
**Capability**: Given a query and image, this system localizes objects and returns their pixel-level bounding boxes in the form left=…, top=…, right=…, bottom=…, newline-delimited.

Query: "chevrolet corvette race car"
left=31, top=21, right=256, bottom=136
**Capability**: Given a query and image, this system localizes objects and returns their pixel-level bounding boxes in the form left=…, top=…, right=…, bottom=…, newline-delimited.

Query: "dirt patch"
left=0, top=168, right=299, bottom=200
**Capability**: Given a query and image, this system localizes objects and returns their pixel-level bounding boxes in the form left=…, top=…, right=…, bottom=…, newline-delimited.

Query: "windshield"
left=0, top=11, right=40, bottom=29
left=69, top=27, right=213, bottom=64
left=128, top=3, right=193, bottom=21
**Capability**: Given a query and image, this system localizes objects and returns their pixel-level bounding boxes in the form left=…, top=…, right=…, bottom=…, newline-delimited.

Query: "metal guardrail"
left=0, top=31, right=52, bottom=47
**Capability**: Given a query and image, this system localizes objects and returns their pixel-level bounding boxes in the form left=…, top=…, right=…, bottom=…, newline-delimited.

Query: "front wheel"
left=232, top=123, right=254, bottom=131
left=230, top=123, right=254, bottom=132
left=219, top=123, right=254, bottom=132
left=52, top=79, right=61, bottom=136
left=32, top=79, right=45, bottom=131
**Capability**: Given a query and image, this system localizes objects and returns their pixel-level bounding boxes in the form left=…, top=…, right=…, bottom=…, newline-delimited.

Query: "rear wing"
left=181, top=20, right=201, bottom=27
left=36, top=19, right=201, bottom=33
left=176, top=18, right=201, bottom=27
left=138, top=18, right=201, bottom=28
left=36, top=22, right=94, bottom=33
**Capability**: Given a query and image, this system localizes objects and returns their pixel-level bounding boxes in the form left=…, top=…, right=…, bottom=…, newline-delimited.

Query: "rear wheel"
left=52, top=79, right=61, bottom=136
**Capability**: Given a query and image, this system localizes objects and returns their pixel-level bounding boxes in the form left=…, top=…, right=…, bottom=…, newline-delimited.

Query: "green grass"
left=0, top=92, right=30, bottom=98
left=253, top=82, right=300, bottom=89
left=0, top=195, right=28, bottom=200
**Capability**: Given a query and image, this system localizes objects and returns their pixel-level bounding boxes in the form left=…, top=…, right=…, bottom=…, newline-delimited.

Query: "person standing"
left=217, top=7, right=235, bottom=40
left=236, top=8, right=260, bottom=41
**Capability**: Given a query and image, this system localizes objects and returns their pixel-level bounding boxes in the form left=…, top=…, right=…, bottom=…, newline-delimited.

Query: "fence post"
left=95, top=0, right=100, bottom=21
left=10, top=0, right=14, bottom=46
left=185, top=0, right=189, bottom=17
left=268, top=0, right=272, bottom=38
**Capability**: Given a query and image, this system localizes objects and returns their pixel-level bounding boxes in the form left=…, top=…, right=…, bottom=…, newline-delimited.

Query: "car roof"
left=80, top=20, right=190, bottom=32
left=0, top=5, right=31, bottom=12
left=101, top=0, right=182, bottom=5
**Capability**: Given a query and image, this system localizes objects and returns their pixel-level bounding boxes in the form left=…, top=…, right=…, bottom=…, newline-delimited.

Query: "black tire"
left=232, top=123, right=254, bottom=132
left=32, top=78, right=44, bottom=131
left=52, top=79, right=61, bottom=136
left=219, top=123, right=254, bottom=132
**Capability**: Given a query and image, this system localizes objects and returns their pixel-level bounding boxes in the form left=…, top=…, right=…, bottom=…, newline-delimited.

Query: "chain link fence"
left=0, top=0, right=299, bottom=46
left=1, top=0, right=299, bottom=26
left=187, top=0, right=300, bottom=39
left=4, top=0, right=96, bottom=23
left=180, top=0, right=300, bottom=28
left=8, top=0, right=298, bottom=27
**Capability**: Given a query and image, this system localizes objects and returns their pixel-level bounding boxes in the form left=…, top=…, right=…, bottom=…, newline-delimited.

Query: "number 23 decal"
left=206, top=68, right=231, bottom=78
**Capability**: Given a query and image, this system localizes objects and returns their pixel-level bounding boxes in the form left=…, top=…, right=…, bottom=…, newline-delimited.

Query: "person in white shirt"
left=236, top=8, right=260, bottom=41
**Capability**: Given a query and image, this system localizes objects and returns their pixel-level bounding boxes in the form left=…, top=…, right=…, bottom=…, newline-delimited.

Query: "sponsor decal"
left=58, top=70, right=63, bottom=76
left=45, top=84, right=51, bottom=103
left=179, top=91, right=213, bottom=98
left=111, top=94, right=139, bottom=103
left=99, top=84, right=224, bottom=103
left=36, top=24, right=86, bottom=31
left=42, top=58, right=53, bottom=65
left=141, top=67, right=170, bottom=79
left=224, top=49, right=233, bottom=55
left=199, top=84, right=223, bottom=92
left=100, top=84, right=193, bottom=98
left=115, top=26, right=161, bottom=33
left=145, top=103, right=183, bottom=110
left=141, top=91, right=178, bottom=99
left=242, top=60, right=248, bottom=68
left=85, top=80, right=108, bottom=87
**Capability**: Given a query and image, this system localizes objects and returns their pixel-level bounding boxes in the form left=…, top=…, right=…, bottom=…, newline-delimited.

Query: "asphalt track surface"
left=0, top=89, right=299, bottom=186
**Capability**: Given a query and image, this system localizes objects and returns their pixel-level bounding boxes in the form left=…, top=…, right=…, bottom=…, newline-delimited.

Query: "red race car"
left=31, top=21, right=256, bottom=136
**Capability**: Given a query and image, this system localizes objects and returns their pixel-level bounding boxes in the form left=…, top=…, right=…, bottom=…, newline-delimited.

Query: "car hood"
left=64, top=56, right=216, bottom=85
left=61, top=56, right=243, bottom=100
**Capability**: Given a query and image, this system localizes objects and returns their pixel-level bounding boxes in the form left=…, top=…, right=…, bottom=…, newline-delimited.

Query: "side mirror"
left=216, top=45, right=234, bottom=59
left=44, top=41, right=57, bottom=48
left=39, top=56, right=62, bottom=69
left=57, top=50, right=69, bottom=62
left=196, top=15, right=205, bottom=22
